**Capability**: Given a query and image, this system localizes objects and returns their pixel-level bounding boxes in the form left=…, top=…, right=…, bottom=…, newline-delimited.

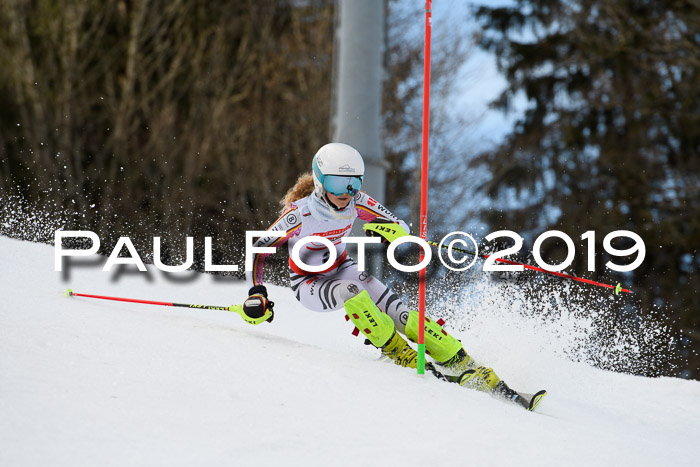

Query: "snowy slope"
left=1, top=236, right=698, bottom=467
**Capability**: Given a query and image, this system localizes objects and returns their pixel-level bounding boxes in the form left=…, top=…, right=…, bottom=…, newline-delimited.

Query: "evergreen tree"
left=472, top=0, right=699, bottom=377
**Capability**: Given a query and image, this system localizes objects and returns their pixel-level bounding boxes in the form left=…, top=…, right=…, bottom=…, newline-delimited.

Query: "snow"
left=1, top=236, right=698, bottom=466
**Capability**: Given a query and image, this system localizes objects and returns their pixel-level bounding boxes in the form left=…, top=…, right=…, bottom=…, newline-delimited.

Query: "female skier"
left=240, top=143, right=543, bottom=410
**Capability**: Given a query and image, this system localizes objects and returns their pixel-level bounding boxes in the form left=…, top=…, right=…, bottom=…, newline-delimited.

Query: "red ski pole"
left=65, top=289, right=276, bottom=324
left=66, top=289, right=231, bottom=310
left=427, top=241, right=631, bottom=294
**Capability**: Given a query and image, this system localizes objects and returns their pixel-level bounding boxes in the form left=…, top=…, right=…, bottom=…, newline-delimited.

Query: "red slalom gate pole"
left=418, top=0, right=433, bottom=375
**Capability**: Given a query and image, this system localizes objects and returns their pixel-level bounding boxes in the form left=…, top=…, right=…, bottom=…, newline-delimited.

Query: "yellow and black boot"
left=440, top=348, right=476, bottom=375
left=459, top=366, right=502, bottom=392
left=344, top=290, right=417, bottom=368
left=461, top=367, right=547, bottom=410
left=380, top=332, right=418, bottom=368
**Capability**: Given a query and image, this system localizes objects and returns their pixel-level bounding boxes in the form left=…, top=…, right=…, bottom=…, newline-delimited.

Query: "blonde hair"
left=280, top=172, right=315, bottom=214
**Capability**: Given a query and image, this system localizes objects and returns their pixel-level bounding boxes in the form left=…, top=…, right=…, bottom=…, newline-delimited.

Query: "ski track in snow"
left=1, top=236, right=698, bottom=467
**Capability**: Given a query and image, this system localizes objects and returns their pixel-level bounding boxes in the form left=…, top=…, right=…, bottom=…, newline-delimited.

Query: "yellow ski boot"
left=344, top=290, right=417, bottom=368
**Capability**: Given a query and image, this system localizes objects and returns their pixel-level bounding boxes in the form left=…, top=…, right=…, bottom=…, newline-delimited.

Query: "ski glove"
left=234, top=285, right=274, bottom=325
left=363, top=217, right=409, bottom=244
left=248, top=285, right=268, bottom=298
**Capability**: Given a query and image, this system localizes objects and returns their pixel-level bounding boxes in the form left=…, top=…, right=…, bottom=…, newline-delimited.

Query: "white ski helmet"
left=312, top=143, right=365, bottom=206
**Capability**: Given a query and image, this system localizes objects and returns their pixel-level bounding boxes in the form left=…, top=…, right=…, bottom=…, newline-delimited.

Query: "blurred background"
left=0, top=0, right=697, bottom=378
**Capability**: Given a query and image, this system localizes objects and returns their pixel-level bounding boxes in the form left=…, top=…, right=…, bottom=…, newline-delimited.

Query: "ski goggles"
left=322, top=174, right=363, bottom=196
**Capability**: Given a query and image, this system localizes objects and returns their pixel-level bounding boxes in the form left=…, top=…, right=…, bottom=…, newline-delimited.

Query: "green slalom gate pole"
left=417, top=0, right=433, bottom=375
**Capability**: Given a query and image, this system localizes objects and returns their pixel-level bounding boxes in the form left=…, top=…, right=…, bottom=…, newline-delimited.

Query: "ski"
left=517, top=390, right=548, bottom=411
left=418, top=363, right=547, bottom=412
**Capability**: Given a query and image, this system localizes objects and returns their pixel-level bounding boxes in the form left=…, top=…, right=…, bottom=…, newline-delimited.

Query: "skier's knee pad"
left=344, top=290, right=395, bottom=348
left=405, top=310, right=462, bottom=363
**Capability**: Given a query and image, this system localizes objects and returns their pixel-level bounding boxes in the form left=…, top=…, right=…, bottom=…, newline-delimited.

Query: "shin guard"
left=405, top=310, right=463, bottom=363
left=344, top=290, right=395, bottom=348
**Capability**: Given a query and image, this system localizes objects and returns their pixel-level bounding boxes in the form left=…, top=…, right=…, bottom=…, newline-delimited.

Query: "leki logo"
left=363, top=310, right=378, bottom=327
left=374, top=225, right=397, bottom=235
